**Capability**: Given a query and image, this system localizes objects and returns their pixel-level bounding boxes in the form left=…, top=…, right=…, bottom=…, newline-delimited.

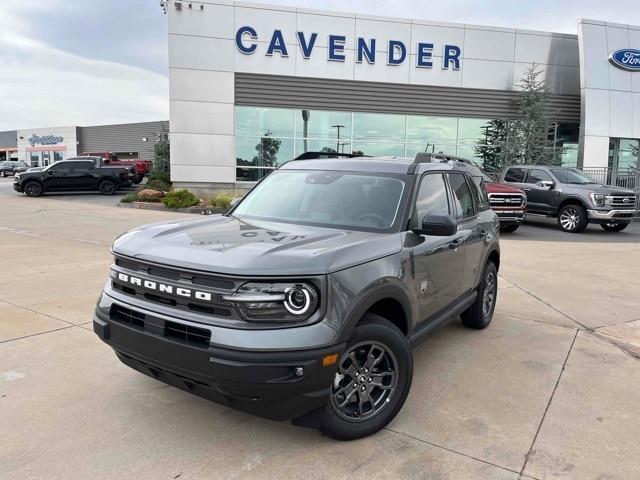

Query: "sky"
left=1, top=0, right=639, bottom=131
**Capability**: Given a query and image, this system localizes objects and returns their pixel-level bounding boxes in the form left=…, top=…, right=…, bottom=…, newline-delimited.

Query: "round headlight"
left=284, top=285, right=312, bottom=315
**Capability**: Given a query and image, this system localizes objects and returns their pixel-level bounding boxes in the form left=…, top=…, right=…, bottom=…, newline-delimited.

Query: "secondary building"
left=166, top=1, right=640, bottom=193
left=0, top=121, right=168, bottom=168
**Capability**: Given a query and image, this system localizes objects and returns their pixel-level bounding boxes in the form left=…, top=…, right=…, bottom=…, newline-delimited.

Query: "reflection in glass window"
left=352, top=143, right=405, bottom=157
left=405, top=143, right=457, bottom=159
left=406, top=116, right=457, bottom=143
left=295, top=139, right=352, bottom=157
left=457, top=118, right=491, bottom=144
left=295, top=110, right=352, bottom=139
left=236, top=137, right=294, bottom=168
left=236, top=106, right=262, bottom=137
left=353, top=113, right=405, bottom=141
left=236, top=168, right=274, bottom=182
left=262, top=108, right=295, bottom=137
left=561, top=144, right=578, bottom=168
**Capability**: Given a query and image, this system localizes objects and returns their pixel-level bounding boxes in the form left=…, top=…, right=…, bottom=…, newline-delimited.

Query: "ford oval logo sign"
left=609, top=49, right=640, bottom=71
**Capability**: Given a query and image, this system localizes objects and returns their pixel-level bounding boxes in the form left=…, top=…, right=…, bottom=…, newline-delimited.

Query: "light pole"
left=332, top=124, right=345, bottom=153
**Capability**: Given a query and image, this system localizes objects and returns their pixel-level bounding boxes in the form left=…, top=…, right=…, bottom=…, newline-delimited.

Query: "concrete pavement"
left=1, top=177, right=639, bottom=479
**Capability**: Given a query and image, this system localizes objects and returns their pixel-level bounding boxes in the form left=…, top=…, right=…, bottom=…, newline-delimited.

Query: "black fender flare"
left=338, top=280, right=414, bottom=343
left=556, top=196, right=588, bottom=214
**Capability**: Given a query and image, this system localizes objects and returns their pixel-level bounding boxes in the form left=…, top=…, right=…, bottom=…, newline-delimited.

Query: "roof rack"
left=294, top=151, right=368, bottom=160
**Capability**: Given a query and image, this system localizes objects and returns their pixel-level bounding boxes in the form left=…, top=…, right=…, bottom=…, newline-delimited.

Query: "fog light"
left=294, top=367, right=304, bottom=377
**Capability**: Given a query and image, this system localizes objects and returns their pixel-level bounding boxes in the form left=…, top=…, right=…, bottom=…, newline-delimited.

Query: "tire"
left=99, top=179, right=116, bottom=195
left=461, top=261, right=498, bottom=330
left=24, top=181, right=43, bottom=197
left=601, top=222, right=629, bottom=232
left=132, top=175, right=143, bottom=185
left=500, top=224, right=519, bottom=233
left=1, top=171, right=6, bottom=177
left=557, top=204, right=588, bottom=233
left=322, top=314, right=413, bottom=440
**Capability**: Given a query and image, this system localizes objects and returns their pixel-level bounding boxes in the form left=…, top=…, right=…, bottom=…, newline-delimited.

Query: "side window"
left=504, top=168, right=526, bottom=182
left=448, top=173, right=476, bottom=219
left=468, top=176, right=489, bottom=211
left=52, top=162, right=71, bottom=173
left=526, top=169, right=553, bottom=185
left=414, top=173, right=450, bottom=223
left=71, top=162, right=94, bottom=171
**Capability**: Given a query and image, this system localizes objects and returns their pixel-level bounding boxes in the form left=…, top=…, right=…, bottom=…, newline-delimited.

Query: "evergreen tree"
left=510, top=63, right=559, bottom=165
left=475, top=119, right=508, bottom=175
left=153, top=125, right=170, bottom=176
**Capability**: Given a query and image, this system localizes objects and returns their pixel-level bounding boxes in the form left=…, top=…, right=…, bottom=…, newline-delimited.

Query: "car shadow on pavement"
left=505, top=217, right=640, bottom=243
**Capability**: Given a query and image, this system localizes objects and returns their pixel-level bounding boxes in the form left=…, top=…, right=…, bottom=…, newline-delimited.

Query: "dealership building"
left=165, top=0, right=640, bottom=192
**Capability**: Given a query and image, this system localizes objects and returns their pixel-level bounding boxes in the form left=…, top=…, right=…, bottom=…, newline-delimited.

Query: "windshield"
left=233, top=170, right=407, bottom=231
left=550, top=168, right=597, bottom=184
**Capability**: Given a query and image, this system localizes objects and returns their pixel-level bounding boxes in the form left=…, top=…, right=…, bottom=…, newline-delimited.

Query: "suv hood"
left=112, top=215, right=402, bottom=276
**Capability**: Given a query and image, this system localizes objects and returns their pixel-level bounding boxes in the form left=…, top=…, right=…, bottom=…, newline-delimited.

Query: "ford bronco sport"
left=93, top=155, right=500, bottom=440
left=501, top=165, right=638, bottom=233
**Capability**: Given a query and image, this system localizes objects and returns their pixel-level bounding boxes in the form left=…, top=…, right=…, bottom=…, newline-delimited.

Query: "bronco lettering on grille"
left=116, top=273, right=212, bottom=301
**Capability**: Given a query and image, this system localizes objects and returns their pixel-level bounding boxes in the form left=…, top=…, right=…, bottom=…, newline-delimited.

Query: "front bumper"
left=93, top=302, right=345, bottom=421
left=13, top=182, right=23, bottom=193
left=587, top=209, right=637, bottom=222
left=493, top=209, right=525, bottom=225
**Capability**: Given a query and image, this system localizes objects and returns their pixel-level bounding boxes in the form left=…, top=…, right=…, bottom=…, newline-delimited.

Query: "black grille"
left=164, top=321, right=211, bottom=347
left=111, top=304, right=145, bottom=329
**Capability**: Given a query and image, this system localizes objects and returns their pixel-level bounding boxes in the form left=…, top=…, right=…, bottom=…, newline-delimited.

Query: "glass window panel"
left=405, top=143, right=457, bottom=159
left=236, top=168, right=274, bottom=182
left=455, top=145, right=483, bottom=163
left=457, top=118, right=494, bottom=144
left=353, top=113, right=405, bottom=141
left=415, top=173, right=450, bottom=221
left=262, top=108, right=295, bottom=137
left=236, top=107, right=261, bottom=137
left=236, top=137, right=294, bottom=168
left=406, top=116, right=457, bottom=143
left=352, top=143, right=405, bottom=157
left=560, top=144, right=578, bottom=168
left=236, top=136, right=261, bottom=167
left=295, top=110, right=352, bottom=139
left=448, top=173, right=475, bottom=219
left=295, top=138, right=352, bottom=157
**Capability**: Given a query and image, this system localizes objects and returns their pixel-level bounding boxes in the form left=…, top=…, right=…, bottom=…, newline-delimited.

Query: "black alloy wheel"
left=24, top=181, right=43, bottom=197
left=99, top=180, right=116, bottom=195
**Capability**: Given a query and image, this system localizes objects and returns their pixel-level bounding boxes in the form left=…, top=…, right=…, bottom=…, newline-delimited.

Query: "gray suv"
left=93, top=156, right=500, bottom=440
left=500, top=165, right=638, bottom=233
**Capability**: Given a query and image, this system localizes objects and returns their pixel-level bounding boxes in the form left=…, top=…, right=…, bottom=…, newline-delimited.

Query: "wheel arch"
left=557, top=196, right=587, bottom=212
left=341, top=283, right=413, bottom=341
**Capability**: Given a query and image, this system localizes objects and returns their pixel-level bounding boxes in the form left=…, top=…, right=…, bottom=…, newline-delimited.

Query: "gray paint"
left=77, top=121, right=168, bottom=161
left=0, top=130, right=17, bottom=148
left=235, top=73, right=580, bottom=123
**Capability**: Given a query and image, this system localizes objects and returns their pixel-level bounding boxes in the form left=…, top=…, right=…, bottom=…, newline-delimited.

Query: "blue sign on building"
left=235, top=27, right=462, bottom=70
left=609, top=49, right=640, bottom=71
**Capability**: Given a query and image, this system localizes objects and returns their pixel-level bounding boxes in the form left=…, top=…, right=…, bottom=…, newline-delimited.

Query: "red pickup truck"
left=80, top=152, right=150, bottom=184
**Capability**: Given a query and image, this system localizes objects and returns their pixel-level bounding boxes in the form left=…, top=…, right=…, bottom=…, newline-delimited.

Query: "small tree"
left=510, top=63, right=559, bottom=165
left=252, top=131, right=282, bottom=167
left=153, top=125, right=170, bottom=177
left=475, top=119, right=508, bottom=175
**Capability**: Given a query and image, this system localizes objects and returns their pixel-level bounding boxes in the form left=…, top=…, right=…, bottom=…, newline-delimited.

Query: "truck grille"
left=606, top=195, right=636, bottom=210
left=111, top=255, right=239, bottom=320
left=488, top=193, right=525, bottom=208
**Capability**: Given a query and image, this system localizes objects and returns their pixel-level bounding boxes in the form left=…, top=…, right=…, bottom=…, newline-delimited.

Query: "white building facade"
left=166, top=1, right=640, bottom=191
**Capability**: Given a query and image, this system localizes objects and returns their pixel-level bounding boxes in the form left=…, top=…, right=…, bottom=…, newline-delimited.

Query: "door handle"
left=523, top=188, right=531, bottom=192
left=449, top=239, right=462, bottom=250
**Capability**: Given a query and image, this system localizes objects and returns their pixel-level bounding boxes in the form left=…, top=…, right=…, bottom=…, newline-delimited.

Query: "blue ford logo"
left=609, top=49, right=640, bottom=71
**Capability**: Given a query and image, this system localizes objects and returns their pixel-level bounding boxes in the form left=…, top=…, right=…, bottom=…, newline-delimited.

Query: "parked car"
left=80, top=151, right=150, bottom=184
left=500, top=165, right=638, bottom=233
left=13, top=157, right=134, bottom=197
left=93, top=154, right=500, bottom=440
left=0, top=160, right=30, bottom=177
left=430, top=154, right=527, bottom=233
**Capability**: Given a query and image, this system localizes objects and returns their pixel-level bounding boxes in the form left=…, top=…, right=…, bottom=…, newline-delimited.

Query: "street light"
left=332, top=124, right=345, bottom=153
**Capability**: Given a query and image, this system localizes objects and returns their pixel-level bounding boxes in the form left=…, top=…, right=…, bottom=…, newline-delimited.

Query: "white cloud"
left=0, top=2, right=168, bottom=131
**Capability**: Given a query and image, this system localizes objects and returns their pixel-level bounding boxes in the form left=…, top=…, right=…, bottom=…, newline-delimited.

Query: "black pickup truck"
left=13, top=157, right=134, bottom=197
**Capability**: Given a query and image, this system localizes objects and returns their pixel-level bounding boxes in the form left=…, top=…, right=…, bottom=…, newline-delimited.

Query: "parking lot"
left=1, top=177, right=639, bottom=480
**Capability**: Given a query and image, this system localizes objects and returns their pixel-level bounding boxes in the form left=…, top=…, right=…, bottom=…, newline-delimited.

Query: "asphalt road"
left=1, top=177, right=640, bottom=479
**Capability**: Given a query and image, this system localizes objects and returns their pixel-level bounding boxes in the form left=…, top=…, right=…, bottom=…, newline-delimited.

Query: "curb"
left=118, top=202, right=229, bottom=215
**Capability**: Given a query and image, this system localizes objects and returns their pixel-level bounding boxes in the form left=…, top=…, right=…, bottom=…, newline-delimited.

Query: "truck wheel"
left=133, top=175, right=143, bottom=185
left=461, top=261, right=498, bottom=330
left=1, top=171, right=6, bottom=177
left=500, top=224, right=519, bottom=233
left=322, top=313, right=412, bottom=440
left=601, top=222, right=629, bottom=232
left=99, top=180, right=116, bottom=195
left=24, top=181, right=43, bottom=197
left=557, top=204, right=588, bottom=233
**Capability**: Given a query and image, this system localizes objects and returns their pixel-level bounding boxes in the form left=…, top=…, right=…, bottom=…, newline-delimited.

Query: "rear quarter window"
left=504, top=168, right=526, bottom=182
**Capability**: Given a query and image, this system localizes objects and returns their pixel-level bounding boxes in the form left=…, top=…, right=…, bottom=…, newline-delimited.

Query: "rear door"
left=411, top=173, right=465, bottom=322
left=68, top=161, right=97, bottom=190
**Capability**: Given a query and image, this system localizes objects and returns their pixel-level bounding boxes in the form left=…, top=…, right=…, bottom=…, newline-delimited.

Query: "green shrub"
left=144, top=178, right=172, bottom=192
left=161, top=189, right=200, bottom=209
left=210, top=193, right=233, bottom=209
left=120, top=192, right=138, bottom=203
left=148, top=171, right=171, bottom=185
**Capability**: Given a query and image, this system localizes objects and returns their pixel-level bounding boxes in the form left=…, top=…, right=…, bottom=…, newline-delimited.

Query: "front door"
left=43, top=162, right=72, bottom=191
left=522, top=168, right=558, bottom=214
left=411, top=173, right=465, bottom=322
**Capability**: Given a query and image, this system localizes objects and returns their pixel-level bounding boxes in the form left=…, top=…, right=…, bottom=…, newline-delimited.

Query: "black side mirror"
left=48, top=170, right=55, bottom=175
left=413, top=214, right=458, bottom=236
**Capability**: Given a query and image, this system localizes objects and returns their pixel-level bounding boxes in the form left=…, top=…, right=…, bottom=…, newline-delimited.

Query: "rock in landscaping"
left=137, top=189, right=165, bottom=200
